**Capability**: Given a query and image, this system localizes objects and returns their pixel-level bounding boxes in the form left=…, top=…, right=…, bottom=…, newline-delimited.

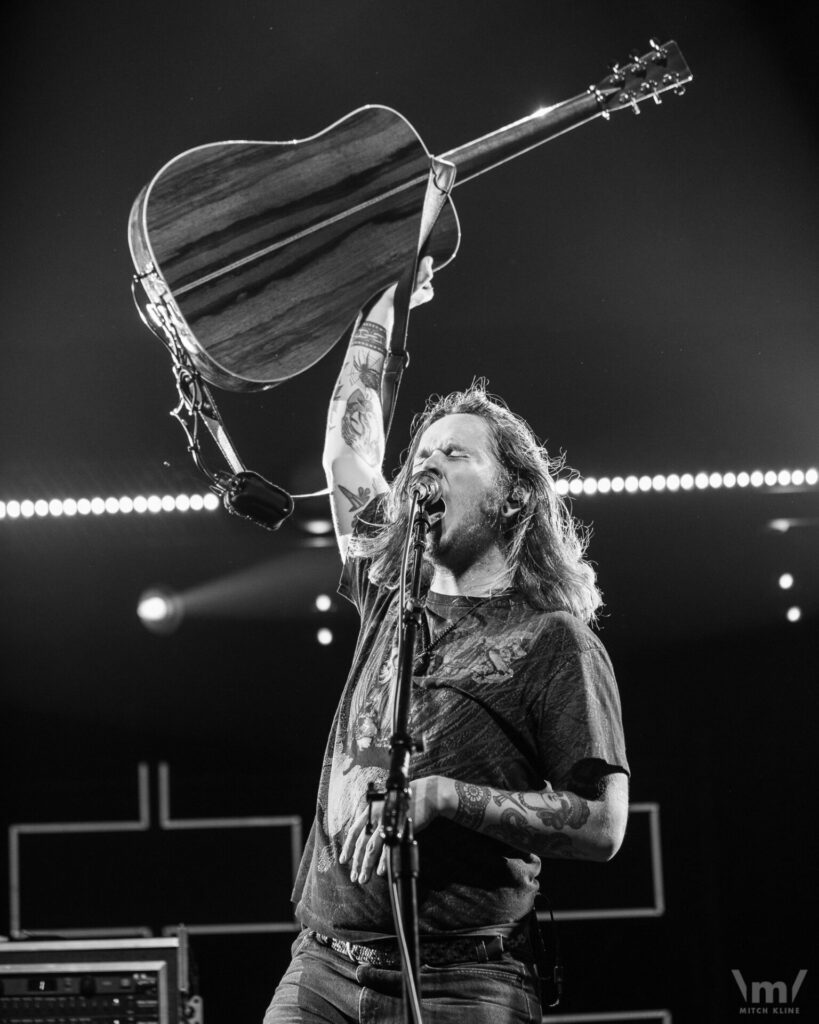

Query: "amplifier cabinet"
left=0, top=936, right=190, bottom=1024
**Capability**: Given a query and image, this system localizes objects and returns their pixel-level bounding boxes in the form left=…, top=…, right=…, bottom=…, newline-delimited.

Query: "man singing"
left=265, top=257, right=629, bottom=1022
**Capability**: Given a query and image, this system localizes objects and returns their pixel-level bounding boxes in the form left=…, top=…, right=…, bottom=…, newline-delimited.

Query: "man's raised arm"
left=322, top=258, right=434, bottom=559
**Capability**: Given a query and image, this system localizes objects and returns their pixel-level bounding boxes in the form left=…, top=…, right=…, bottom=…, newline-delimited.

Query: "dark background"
left=2, top=1, right=816, bottom=1020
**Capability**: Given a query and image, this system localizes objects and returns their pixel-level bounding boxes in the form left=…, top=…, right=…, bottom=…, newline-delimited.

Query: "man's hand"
left=339, top=774, right=448, bottom=885
left=366, top=256, right=435, bottom=325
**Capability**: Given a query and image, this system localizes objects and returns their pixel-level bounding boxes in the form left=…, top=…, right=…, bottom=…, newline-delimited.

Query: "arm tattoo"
left=456, top=786, right=591, bottom=859
left=353, top=321, right=387, bottom=351
left=452, top=781, right=491, bottom=829
left=339, top=353, right=383, bottom=465
left=339, top=483, right=372, bottom=512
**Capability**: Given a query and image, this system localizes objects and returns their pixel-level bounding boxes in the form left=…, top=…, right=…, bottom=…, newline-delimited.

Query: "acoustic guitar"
left=129, top=40, right=691, bottom=394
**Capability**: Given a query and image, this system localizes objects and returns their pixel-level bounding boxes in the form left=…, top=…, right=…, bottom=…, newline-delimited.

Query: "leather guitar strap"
left=380, top=262, right=417, bottom=442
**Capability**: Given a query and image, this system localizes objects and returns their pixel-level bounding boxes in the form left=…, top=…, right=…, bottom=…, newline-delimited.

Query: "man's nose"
left=418, top=451, right=444, bottom=474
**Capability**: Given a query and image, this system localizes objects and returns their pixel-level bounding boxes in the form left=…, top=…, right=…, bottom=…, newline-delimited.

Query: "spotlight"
left=315, top=594, right=333, bottom=612
left=317, top=628, right=333, bottom=646
left=778, top=573, right=794, bottom=590
left=786, top=606, right=802, bottom=623
left=137, top=587, right=184, bottom=635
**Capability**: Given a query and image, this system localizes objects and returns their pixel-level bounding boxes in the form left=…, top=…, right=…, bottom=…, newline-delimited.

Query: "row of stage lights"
left=2, top=467, right=817, bottom=520
left=0, top=493, right=221, bottom=519
left=555, top=467, right=818, bottom=497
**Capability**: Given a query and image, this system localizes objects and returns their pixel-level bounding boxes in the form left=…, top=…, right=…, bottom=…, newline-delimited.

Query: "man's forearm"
left=325, top=319, right=388, bottom=470
left=439, top=778, right=625, bottom=862
left=323, top=296, right=395, bottom=544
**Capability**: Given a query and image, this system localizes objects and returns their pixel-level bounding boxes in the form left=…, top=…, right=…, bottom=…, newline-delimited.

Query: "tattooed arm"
left=323, top=257, right=435, bottom=559
left=441, top=773, right=629, bottom=862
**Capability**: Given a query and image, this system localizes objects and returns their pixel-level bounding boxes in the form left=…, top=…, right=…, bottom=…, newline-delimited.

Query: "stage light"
left=35, top=499, right=49, bottom=517
left=737, top=472, right=750, bottom=487
left=751, top=471, right=764, bottom=487
left=638, top=476, right=652, bottom=492
left=582, top=477, right=598, bottom=495
left=778, top=469, right=791, bottom=486
left=625, top=476, right=639, bottom=493
left=778, top=573, right=794, bottom=590
left=137, top=587, right=184, bottom=635
left=317, top=627, right=333, bottom=645
left=105, top=497, right=119, bottom=514
left=315, top=594, right=332, bottom=612
left=569, top=478, right=584, bottom=495
left=723, top=472, right=736, bottom=488
left=786, top=606, right=802, bottom=623
left=611, top=477, right=625, bottom=493
left=680, top=474, right=694, bottom=490
left=302, top=518, right=334, bottom=535
left=764, top=470, right=777, bottom=487
left=90, top=497, right=105, bottom=515
left=666, top=474, right=680, bottom=492
left=807, top=468, right=818, bottom=485
left=709, top=472, right=722, bottom=488
left=652, top=475, right=666, bottom=492
left=555, top=479, right=569, bottom=496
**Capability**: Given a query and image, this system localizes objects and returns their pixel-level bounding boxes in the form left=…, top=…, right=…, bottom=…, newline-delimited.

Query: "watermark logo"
left=732, top=969, right=807, bottom=1014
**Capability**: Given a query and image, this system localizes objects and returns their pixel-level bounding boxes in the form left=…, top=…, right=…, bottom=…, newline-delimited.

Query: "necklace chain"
left=417, top=598, right=491, bottom=664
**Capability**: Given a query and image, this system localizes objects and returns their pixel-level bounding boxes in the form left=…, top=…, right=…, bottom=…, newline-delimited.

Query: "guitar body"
left=129, top=106, right=460, bottom=392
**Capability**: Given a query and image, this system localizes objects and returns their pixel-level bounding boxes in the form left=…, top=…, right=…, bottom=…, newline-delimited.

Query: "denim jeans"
left=263, top=932, right=542, bottom=1024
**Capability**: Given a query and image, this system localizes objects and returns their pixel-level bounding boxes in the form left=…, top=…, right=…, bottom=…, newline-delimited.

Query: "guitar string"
left=174, top=171, right=435, bottom=296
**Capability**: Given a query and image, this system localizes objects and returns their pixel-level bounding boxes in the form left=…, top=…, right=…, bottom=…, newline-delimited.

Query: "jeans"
left=263, top=932, right=542, bottom=1024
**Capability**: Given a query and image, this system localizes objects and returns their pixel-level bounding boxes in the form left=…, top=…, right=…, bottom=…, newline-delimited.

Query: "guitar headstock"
left=590, top=39, right=692, bottom=117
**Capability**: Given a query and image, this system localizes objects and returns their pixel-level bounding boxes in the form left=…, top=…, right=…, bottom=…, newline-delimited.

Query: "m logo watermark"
left=732, top=969, right=807, bottom=1014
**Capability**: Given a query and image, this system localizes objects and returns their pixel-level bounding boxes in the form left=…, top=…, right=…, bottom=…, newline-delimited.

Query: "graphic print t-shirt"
left=293, top=513, right=630, bottom=942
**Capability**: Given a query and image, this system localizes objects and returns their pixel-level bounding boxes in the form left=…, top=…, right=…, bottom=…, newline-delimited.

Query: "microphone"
left=409, top=471, right=442, bottom=505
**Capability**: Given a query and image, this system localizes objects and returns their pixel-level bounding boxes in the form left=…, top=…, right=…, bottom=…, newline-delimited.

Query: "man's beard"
left=424, top=488, right=505, bottom=575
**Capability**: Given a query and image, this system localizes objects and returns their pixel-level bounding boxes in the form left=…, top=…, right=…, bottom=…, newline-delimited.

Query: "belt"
left=311, top=928, right=533, bottom=969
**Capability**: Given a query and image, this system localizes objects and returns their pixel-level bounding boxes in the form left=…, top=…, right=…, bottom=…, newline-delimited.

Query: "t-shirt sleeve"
left=534, top=625, right=630, bottom=793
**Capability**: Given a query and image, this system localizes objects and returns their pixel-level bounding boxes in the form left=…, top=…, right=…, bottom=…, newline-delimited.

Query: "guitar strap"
left=380, top=158, right=457, bottom=440
left=380, top=266, right=416, bottom=442
left=131, top=275, right=294, bottom=531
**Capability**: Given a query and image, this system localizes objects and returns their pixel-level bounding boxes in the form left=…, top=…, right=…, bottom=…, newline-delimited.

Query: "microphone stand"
left=376, top=490, right=432, bottom=1024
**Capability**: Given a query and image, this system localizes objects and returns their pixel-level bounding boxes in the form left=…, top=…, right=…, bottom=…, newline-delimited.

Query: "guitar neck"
left=441, top=90, right=601, bottom=186
left=440, top=40, right=692, bottom=186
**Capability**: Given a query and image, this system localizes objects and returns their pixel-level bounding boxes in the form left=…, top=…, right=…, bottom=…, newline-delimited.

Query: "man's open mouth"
left=425, top=497, right=446, bottom=525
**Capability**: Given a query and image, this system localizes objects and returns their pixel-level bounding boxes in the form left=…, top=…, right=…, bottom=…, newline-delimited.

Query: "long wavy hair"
left=349, top=382, right=602, bottom=623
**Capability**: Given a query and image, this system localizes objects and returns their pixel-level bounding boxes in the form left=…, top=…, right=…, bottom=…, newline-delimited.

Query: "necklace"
left=415, top=597, right=491, bottom=671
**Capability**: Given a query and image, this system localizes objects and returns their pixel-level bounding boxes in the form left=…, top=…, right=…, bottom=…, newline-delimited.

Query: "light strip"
left=555, top=467, right=818, bottom=497
left=1, top=466, right=816, bottom=520
left=0, top=493, right=220, bottom=520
